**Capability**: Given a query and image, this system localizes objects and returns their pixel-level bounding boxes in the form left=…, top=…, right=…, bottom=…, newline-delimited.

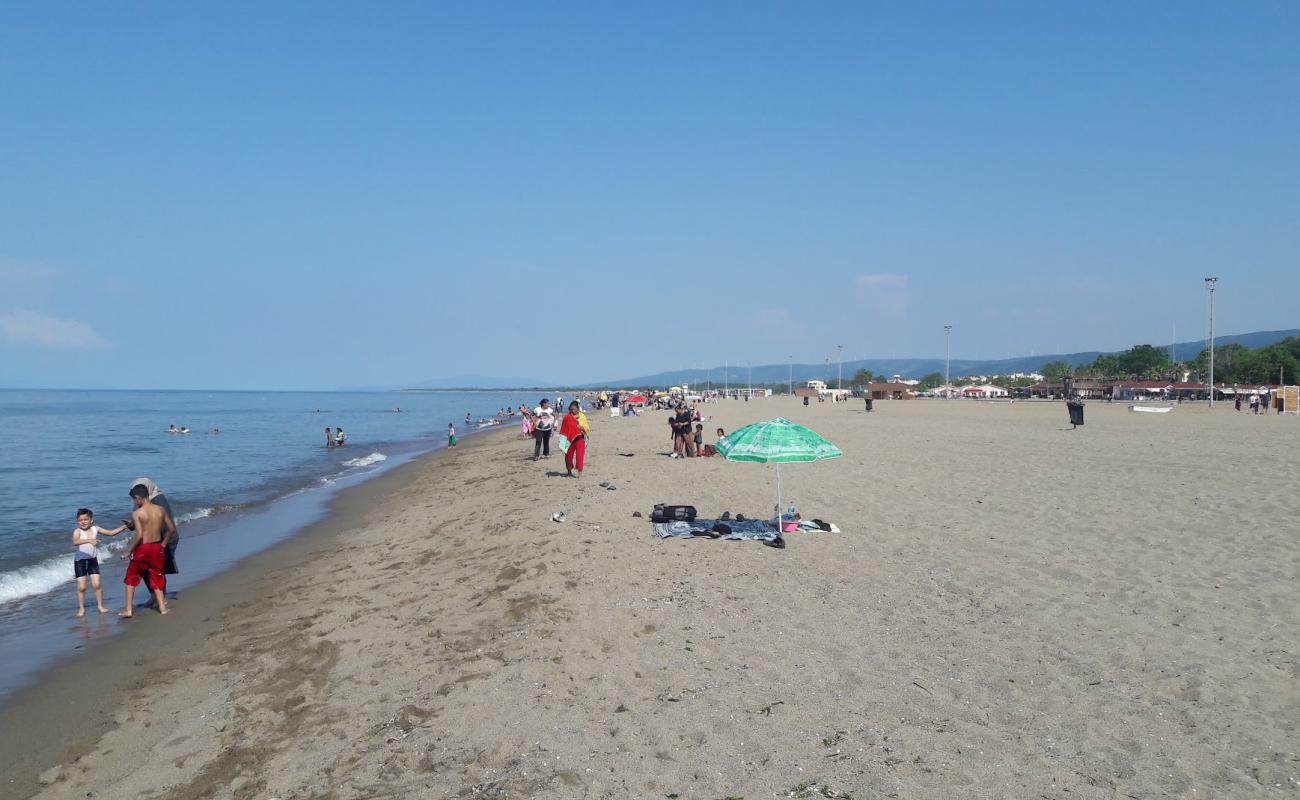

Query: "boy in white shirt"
left=71, top=508, right=127, bottom=617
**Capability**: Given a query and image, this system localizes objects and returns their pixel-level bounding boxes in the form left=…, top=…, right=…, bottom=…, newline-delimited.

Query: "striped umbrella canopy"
left=715, top=418, right=841, bottom=528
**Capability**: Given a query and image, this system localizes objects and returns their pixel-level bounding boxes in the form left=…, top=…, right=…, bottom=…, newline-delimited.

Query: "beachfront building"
left=861, top=382, right=917, bottom=400
left=794, top=381, right=821, bottom=398
left=960, top=384, right=1009, bottom=398
left=888, top=375, right=921, bottom=386
left=1111, top=381, right=1175, bottom=401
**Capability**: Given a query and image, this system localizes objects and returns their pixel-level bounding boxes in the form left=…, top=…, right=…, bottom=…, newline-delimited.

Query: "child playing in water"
left=448, top=422, right=457, bottom=447
left=71, top=508, right=127, bottom=617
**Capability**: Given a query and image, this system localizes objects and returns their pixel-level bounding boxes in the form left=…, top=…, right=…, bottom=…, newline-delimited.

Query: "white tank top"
left=73, top=526, right=100, bottom=560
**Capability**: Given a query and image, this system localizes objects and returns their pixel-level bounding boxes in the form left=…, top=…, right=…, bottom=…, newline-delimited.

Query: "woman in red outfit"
left=559, top=401, right=588, bottom=477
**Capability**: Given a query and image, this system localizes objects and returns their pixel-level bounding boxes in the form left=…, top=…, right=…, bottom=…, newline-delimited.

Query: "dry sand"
left=3, top=398, right=1298, bottom=799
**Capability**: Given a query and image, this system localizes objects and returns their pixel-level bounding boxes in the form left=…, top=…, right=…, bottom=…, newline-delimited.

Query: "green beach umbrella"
left=715, top=418, right=842, bottom=528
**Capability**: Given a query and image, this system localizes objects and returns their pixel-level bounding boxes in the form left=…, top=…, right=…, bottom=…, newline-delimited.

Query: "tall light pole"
left=788, top=356, right=793, bottom=396
left=837, top=344, right=843, bottom=391
left=747, top=363, right=752, bottom=398
left=1205, top=277, right=1218, bottom=407
left=944, top=325, right=952, bottom=395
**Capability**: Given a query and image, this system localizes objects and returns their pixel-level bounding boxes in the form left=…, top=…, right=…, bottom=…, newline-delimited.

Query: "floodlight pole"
left=725, top=360, right=728, bottom=398
left=944, top=325, right=952, bottom=396
left=837, top=344, right=843, bottom=391
left=788, top=356, right=793, bottom=396
left=747, top=363, right=752, bottom=397
left=1205, top=277, right=1218, bottom=407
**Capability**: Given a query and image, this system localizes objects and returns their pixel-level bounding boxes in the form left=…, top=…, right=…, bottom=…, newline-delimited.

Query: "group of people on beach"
left=324, top=427, right=346, bottom=447
left=70, top=478, right=178, bottom=618
left=518, top=397, right=590, bottom=476
left=668, top=403, right=724, bottom=458
left=1234, top=392, right=1279, bottom=414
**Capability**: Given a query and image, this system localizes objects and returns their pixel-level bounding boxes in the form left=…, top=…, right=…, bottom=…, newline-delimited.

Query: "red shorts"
left=125, top=542, right=166, bottom=592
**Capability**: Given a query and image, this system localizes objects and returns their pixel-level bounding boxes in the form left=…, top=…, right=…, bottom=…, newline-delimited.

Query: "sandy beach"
left=3, top=397, right=1298, bottom=799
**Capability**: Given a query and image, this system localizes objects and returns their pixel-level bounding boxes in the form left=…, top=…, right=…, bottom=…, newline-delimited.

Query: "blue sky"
left=1, top=2, right=1296, bottom=389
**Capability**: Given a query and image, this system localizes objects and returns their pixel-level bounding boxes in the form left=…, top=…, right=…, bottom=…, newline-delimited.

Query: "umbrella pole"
left=775, top=461, right=782, bottom=530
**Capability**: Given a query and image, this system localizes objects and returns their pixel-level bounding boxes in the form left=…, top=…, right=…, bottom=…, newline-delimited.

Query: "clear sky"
left=1, top=2, right=1296, bottom=389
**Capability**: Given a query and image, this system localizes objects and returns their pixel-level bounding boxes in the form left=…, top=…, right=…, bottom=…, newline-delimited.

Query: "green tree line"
left=1044, top=337, right=1300, bottom=384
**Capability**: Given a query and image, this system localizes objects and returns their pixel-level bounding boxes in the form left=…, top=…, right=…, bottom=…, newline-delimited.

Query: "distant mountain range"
left=584, top=328, right=1299, bottom=389
left=339, top=329, right=1297, bottom=391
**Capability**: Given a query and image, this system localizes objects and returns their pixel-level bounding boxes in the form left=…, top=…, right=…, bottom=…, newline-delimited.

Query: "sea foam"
left=0, top=537, right=132, bottom=606
left=341, top=452, right=387, bottom=468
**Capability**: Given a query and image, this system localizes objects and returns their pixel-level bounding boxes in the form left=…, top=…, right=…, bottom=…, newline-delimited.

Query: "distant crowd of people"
left=1235, top=392, right=1281, bottom=414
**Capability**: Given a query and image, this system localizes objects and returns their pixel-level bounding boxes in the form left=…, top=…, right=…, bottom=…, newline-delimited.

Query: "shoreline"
left=0, top=426, right=508, bottom=796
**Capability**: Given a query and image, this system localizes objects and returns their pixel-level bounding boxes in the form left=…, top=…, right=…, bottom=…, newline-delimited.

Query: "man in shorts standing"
left=129, top=478, right=179, bottom=577
left=120, top=483, right=175, bottom=617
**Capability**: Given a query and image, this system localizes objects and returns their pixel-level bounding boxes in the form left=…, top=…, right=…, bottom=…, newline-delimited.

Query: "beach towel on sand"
left=654, top=518, right=780, bottom=542
left=654, top=518, right=837, bottom=542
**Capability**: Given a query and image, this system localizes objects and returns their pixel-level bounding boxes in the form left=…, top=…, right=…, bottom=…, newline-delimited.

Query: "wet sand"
left=4, top=398, right=1298, bottom=799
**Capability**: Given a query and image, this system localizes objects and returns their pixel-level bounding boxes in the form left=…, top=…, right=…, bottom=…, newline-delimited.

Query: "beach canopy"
left=715, top=418, right=843, bottom=463
left=715, top=418, right=841, bottom=528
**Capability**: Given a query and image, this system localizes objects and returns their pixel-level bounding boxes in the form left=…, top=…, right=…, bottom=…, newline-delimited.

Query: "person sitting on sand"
left=119, top=484, right=175, bottom=617
left=71, top=508, right=128, bottom=617
left=716, top=427, right=726, bottom=441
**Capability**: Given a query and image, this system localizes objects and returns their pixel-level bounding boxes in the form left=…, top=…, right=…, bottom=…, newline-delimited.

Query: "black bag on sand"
left=651, top=504, right=697, bottom=523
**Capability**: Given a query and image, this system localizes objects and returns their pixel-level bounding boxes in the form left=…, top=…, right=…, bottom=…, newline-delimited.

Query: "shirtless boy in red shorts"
left=120, top=483, right=175, bottom=617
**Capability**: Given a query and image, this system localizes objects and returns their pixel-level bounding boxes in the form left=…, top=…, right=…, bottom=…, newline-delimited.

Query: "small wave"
left=341, top=452, right=387, bottom=468
left=176, top=507, right=215, bottom=523
left=0, top=537, right=132, bottom=606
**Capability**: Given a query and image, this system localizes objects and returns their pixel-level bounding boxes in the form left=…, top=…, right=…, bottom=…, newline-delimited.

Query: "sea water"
left=0, top=388, right=534, bottom=700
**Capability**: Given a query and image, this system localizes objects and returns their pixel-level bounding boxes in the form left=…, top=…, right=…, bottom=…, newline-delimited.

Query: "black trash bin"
left=1067, top=400, right=1085, bottom=428
left=865, top=397, right=874, bottom=412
